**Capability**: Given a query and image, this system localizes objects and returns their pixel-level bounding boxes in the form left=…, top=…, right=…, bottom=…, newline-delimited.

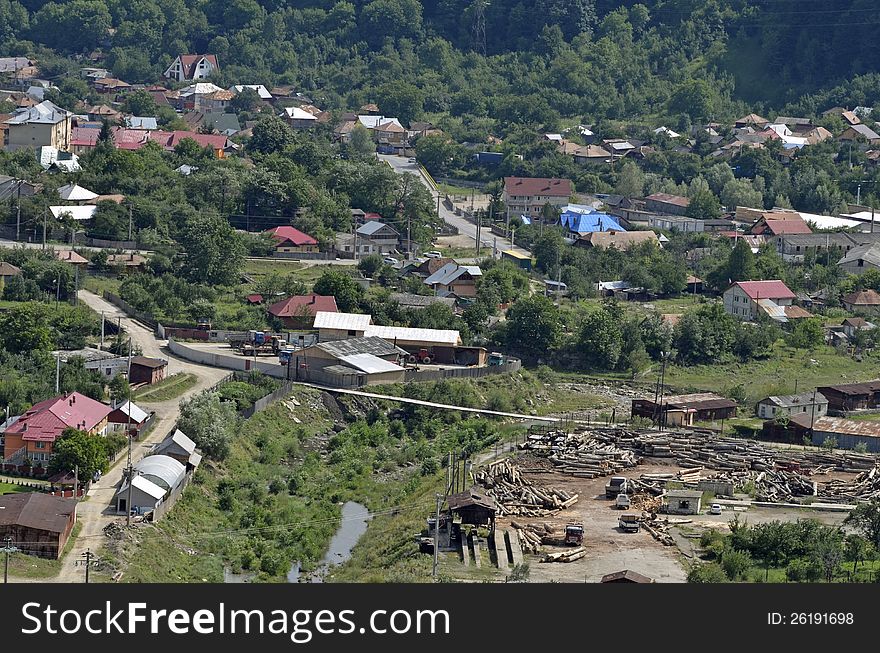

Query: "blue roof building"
left=559, top=211, right=625, bottom=234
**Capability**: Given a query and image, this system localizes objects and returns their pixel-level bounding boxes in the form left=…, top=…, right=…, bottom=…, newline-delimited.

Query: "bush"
left=687, top=562, right=728, bottom=583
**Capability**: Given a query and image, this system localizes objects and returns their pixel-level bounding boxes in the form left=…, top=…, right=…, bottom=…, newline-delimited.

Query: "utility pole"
left=657, top=351, right=669, bottom=431
left=73, top=464, right=79, bottom=499
left=2, top=536, right=16, bottom=583
left=55, top=353, right=61, bottom=393
left=42, top=209, right=47, bottom=249
left=15, top=179, right=21, bottom=242
left=100, top=311, right=105, bottom=350
left=81, top=549, right=93, bottom=583
left=128, top=203, right=133, bottom=242
left=126, top=339, right=133, bottom=526
left=432, top=493, right=441, bottom=579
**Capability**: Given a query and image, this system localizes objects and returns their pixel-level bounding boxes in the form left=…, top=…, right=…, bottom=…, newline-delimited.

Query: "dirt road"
left=20, top=291, right=229, bottom=583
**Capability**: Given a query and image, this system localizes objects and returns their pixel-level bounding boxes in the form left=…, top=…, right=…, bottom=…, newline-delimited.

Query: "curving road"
left=378, top=154, right=531, bottom=259
left=12, top=290, right=229, bottom=583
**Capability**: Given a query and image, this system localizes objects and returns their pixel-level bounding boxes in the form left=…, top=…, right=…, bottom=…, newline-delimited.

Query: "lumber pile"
left=822, top=466, right=880, bottom=502
left=643, top=519, right=676, bottom=546
left=540, top=546, right=586, bottom=563
left=475, top=460, right=579, bottom=516
left=520, top=431, right=641, bottom=478
left=509, top=521, right=549, bottom=554
left=630, top=492, right=662, bottom=513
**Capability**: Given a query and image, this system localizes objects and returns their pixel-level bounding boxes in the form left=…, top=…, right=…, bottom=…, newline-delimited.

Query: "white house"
left=163, top=54, right=219, bottom=82
left=756, top=393, right=829, bottom=420
left=723, top=280, right=799, bottom=322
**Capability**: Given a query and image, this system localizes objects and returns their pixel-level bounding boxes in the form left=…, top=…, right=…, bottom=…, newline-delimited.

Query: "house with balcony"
left=503, top=177, right=572, bottom=217
left=355, top=221, right=399, bottom=254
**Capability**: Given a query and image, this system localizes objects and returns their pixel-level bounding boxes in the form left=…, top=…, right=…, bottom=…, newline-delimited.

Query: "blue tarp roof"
left=559, top=211, right=624, bottom=233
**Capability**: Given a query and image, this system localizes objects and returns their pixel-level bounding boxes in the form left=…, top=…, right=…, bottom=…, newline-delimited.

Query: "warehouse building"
left=0, top=493, right=77, bottom=559
left=632, top=392, right=737, bottom=425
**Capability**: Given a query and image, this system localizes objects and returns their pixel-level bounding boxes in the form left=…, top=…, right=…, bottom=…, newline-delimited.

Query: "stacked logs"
left=520, top=431, right=640, bottom=478
left=822, top=466, right=880, bottom=502
left=475, top=460, right=579, bottom=516
left=541, top=547, right=586, bottom=563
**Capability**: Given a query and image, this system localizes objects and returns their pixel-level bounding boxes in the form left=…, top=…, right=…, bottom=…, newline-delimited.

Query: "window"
left=35, top=442, right=45, bottom=449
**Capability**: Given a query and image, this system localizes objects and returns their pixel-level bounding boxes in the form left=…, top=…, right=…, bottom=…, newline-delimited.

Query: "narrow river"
left=288, top=501, right=371, bottom=583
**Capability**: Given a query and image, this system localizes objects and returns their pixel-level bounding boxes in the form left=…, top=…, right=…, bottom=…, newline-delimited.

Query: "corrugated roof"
left=339, top=353, right=404, bottom=374
left=0, top=493, right=76, bottom=533
left=133, top=455, right=185, bottom=491
left=504, top=176, right=572, bottom=197
left=113, top=400, right=149, bottom=424
left=57, top=183, right=98, bottom=201
left=810, top=416, right=880, bottom=438
left=762, top=392, right=828, bottom=408
left=313, top=311, right=372, bottom=331
left=843, top=289, right=880, bottom=306
left=315, top=336, right=406, bottom=358
left=839, top=243, right=880, bottom=267
left=731, top=280, right=796, bottom=301
left=363, top=324, right=461, bottom=346
left=116, top=474, right=166, bottom=501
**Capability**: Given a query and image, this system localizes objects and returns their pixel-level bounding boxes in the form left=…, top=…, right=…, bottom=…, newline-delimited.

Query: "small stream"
left=288, top=501, right=371, bottom=583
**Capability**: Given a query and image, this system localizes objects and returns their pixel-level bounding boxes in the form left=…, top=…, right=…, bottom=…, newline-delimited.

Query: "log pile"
left=822, top=466, right=880, bottom=502
left=541, top=546, right=586, bottom=563
left=509, top=521, right=554, bottom=554
left=643, top=519, right=676, bottom=546
left=475, top=460, right=579, bottom=516
left=520, top=431, right=641, bottom=478
left=630, top=492, right=662, bottom=513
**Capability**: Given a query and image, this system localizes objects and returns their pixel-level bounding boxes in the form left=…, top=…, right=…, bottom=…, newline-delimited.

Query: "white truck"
left=615, top=493, right=631, bottom=510
left=618, top=514, right=641, bottom=533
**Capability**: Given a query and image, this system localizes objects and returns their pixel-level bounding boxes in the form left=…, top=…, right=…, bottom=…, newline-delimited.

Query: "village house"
left=3, top=101, right=72, bottom=152
left=106, top=400, right=151, bottom=436
left=128, top=356, right=168, bottom=385
left=775, top=232, right=880, bottom=263
left=756, top=392, right=829, bottom=420
left=723, top=280, right=799, bottom=322
left=816, top=381, right=880, bottom=413
left=503, top=177, right=572, bottom=217
left=575, top=230, right=660, bottom=250
left=115, top=454, right=188, bottom=516
left=106, top=253, right=147, bottom=271
left=750, top=212, right=812, bottom=237
left=838, top=124, right=880, bottom=146
left=600, top=570, right=654, bottom=584
left=631, top=392, right=737, bottom=426
left=842, top=317, right=876, bottom=340
left=268, top=294, right=339, bottom=329
left=838, top=242, right=880, bottom=274
left=153, top=429, right=202, bottom=469
left=662, top=490, right=703, bottom=515
left=773, top=116, right=814, bottom=135
left=0, top=493, right=76, bottom=559
left=842, top=289, right=880, bottom=315
left=423, top=263, right=482, bottom=298
left=265, top=225, right=319, bottom=254
left=823, top=107, right=861, bottom=126
left=644, top=193, right=690, bottom=216
left=557, top=140, right=611, bottom=164
left=355, top=221, right=399, bottom=255
left=281, top=106, right=319, bottom=129
left=2, top=392, right=111, bottom=467
left=0, top=261, right=21, bottom=284
left=734, top=113, right=769, bottom=129
left=163, top=54, right=219, bottom=82
left=373, top=119, right=407, bottom=153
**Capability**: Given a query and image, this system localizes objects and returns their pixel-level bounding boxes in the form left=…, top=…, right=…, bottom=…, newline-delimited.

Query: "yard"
left=0, top=481, right=39, bottom=495
left=133, top=373, right=198, bottom=402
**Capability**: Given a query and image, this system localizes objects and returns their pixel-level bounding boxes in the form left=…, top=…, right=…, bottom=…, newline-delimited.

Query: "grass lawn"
left=0, top=481, right=39, bottom=495
left=244, top=260, right=340, bottom=287
left=133, top=373, right=198, bottom=402
left=80, top=273, right=121, bottom=297
left=438, top=183, right=484, bottom=197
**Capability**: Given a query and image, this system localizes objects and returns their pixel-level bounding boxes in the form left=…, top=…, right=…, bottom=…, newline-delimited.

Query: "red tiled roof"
left=146, top=130, right=228, bottom=151
left=71, top=126, right=100, bottom=147
left=4, top=393, right=110, bottom=443
left=504, top=177, right=572, bottom=197
left=266, top=226, right=318, bottom=247
left=246, top=294, right=264, bottom=304
left=731, top=280, right=796, bottom=301
left=755, top=218, right=812, bottom=235
left=268, top=295, right=338, bottom=319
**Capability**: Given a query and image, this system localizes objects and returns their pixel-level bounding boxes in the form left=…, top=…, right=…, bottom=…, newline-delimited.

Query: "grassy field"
left=133, top=373, right=198, bottom=402
left=0, top=481, right=38, bottom=495
left=244, top=259, right=336, bottom=287
left=438, top=183, right=484, bottom=197
left=80, top=273, right=121, bottom=297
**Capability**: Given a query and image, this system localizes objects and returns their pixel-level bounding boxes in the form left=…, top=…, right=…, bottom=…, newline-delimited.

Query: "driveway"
left=378, top=154, right=531, bottom=259
left=19, top=290, right=230, bottom=583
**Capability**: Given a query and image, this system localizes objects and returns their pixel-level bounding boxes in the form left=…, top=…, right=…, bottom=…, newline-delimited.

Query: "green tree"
left=504, top=295, right=561, bottom=362
left=578, top=306, right=623, bottom=370
left=348, top=124, right=376, bottom=157
left=49, top=428, right=110, bottom=480
left=123, top=90, right=158, bottom=116
left=313, top=270, right=365, bottom=312
left=786, top=318, right=825, bottom=350
left=686, top=188, right=722, bottom=219
left=0, top=303, right=54, bottom=353
left=177, top=391, right=239, bottom=460
left=686, top=562, right=728, bottom=583
left=615, top=161, right=645, bottom=198
left=845, top=499, right=880, bottom=549
left=378, top=82, right=424, bottom=125
left=179, top=213, right=245, bottom=286
left=248, top=116, right=295, bottom=155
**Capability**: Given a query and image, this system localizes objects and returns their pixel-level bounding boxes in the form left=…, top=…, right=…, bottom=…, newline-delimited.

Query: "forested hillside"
left=2, top=0, right=879, bottom=128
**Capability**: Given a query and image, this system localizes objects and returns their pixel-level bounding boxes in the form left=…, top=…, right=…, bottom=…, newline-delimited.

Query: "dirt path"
left=9, top=291, right=228, bottom=583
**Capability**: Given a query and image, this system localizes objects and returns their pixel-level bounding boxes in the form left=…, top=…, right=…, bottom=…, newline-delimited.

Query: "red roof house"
left=750, top=212, right=812, bottom=236
left=268, top=294, right=338, bottom=328
left=2, top=393, right=111, bottom=465
left=265, top=226, right=319, bottom=253
left=731, top=280, right=796, bottom=301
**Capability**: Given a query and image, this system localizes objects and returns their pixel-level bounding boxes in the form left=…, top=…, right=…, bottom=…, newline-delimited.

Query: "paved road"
left=378, top=154, right=531, bottom=259
left=33, top=290, right=229, bottom=583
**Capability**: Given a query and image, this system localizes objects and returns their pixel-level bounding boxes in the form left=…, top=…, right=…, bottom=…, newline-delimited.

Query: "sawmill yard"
left=444, top=425, right=870, bottom=583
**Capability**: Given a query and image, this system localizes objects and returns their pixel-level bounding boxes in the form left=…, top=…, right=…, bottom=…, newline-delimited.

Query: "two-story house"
left=356, top=221, right=399, bottom=254
left=503, top=177, right=572, bottom=217
left=723, top=280, right=801, bottom=322
left=3, top=101, right=72, bottom=152
left=756, top=392, right=829, bottom=420
left=2, top=393, right=111, bottom=466
left=644, top=193, right=690, bottom=216
left=424, top=263, right=482, bottom=298
left=163, top=54, right=219, bottom=82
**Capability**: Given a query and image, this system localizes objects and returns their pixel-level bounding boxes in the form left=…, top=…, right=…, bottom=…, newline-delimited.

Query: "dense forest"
left=2, top=0, right=880, bottom=126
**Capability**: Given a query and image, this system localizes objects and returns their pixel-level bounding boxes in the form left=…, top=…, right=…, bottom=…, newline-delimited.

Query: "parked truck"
left=239, top=332, right=288, bottom=357
left=605, top=476, right=628, bottom=499
left=618, top=514, right=641, bottom=533
left=614, top=493, right=631, bottom=510
left=563, top=523, right=584, bottom=546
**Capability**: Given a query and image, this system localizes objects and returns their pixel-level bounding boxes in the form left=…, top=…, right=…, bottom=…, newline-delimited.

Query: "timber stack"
left=520, top=431, right=640, bottom=478
left=475, top=460, right=579, bottom=516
